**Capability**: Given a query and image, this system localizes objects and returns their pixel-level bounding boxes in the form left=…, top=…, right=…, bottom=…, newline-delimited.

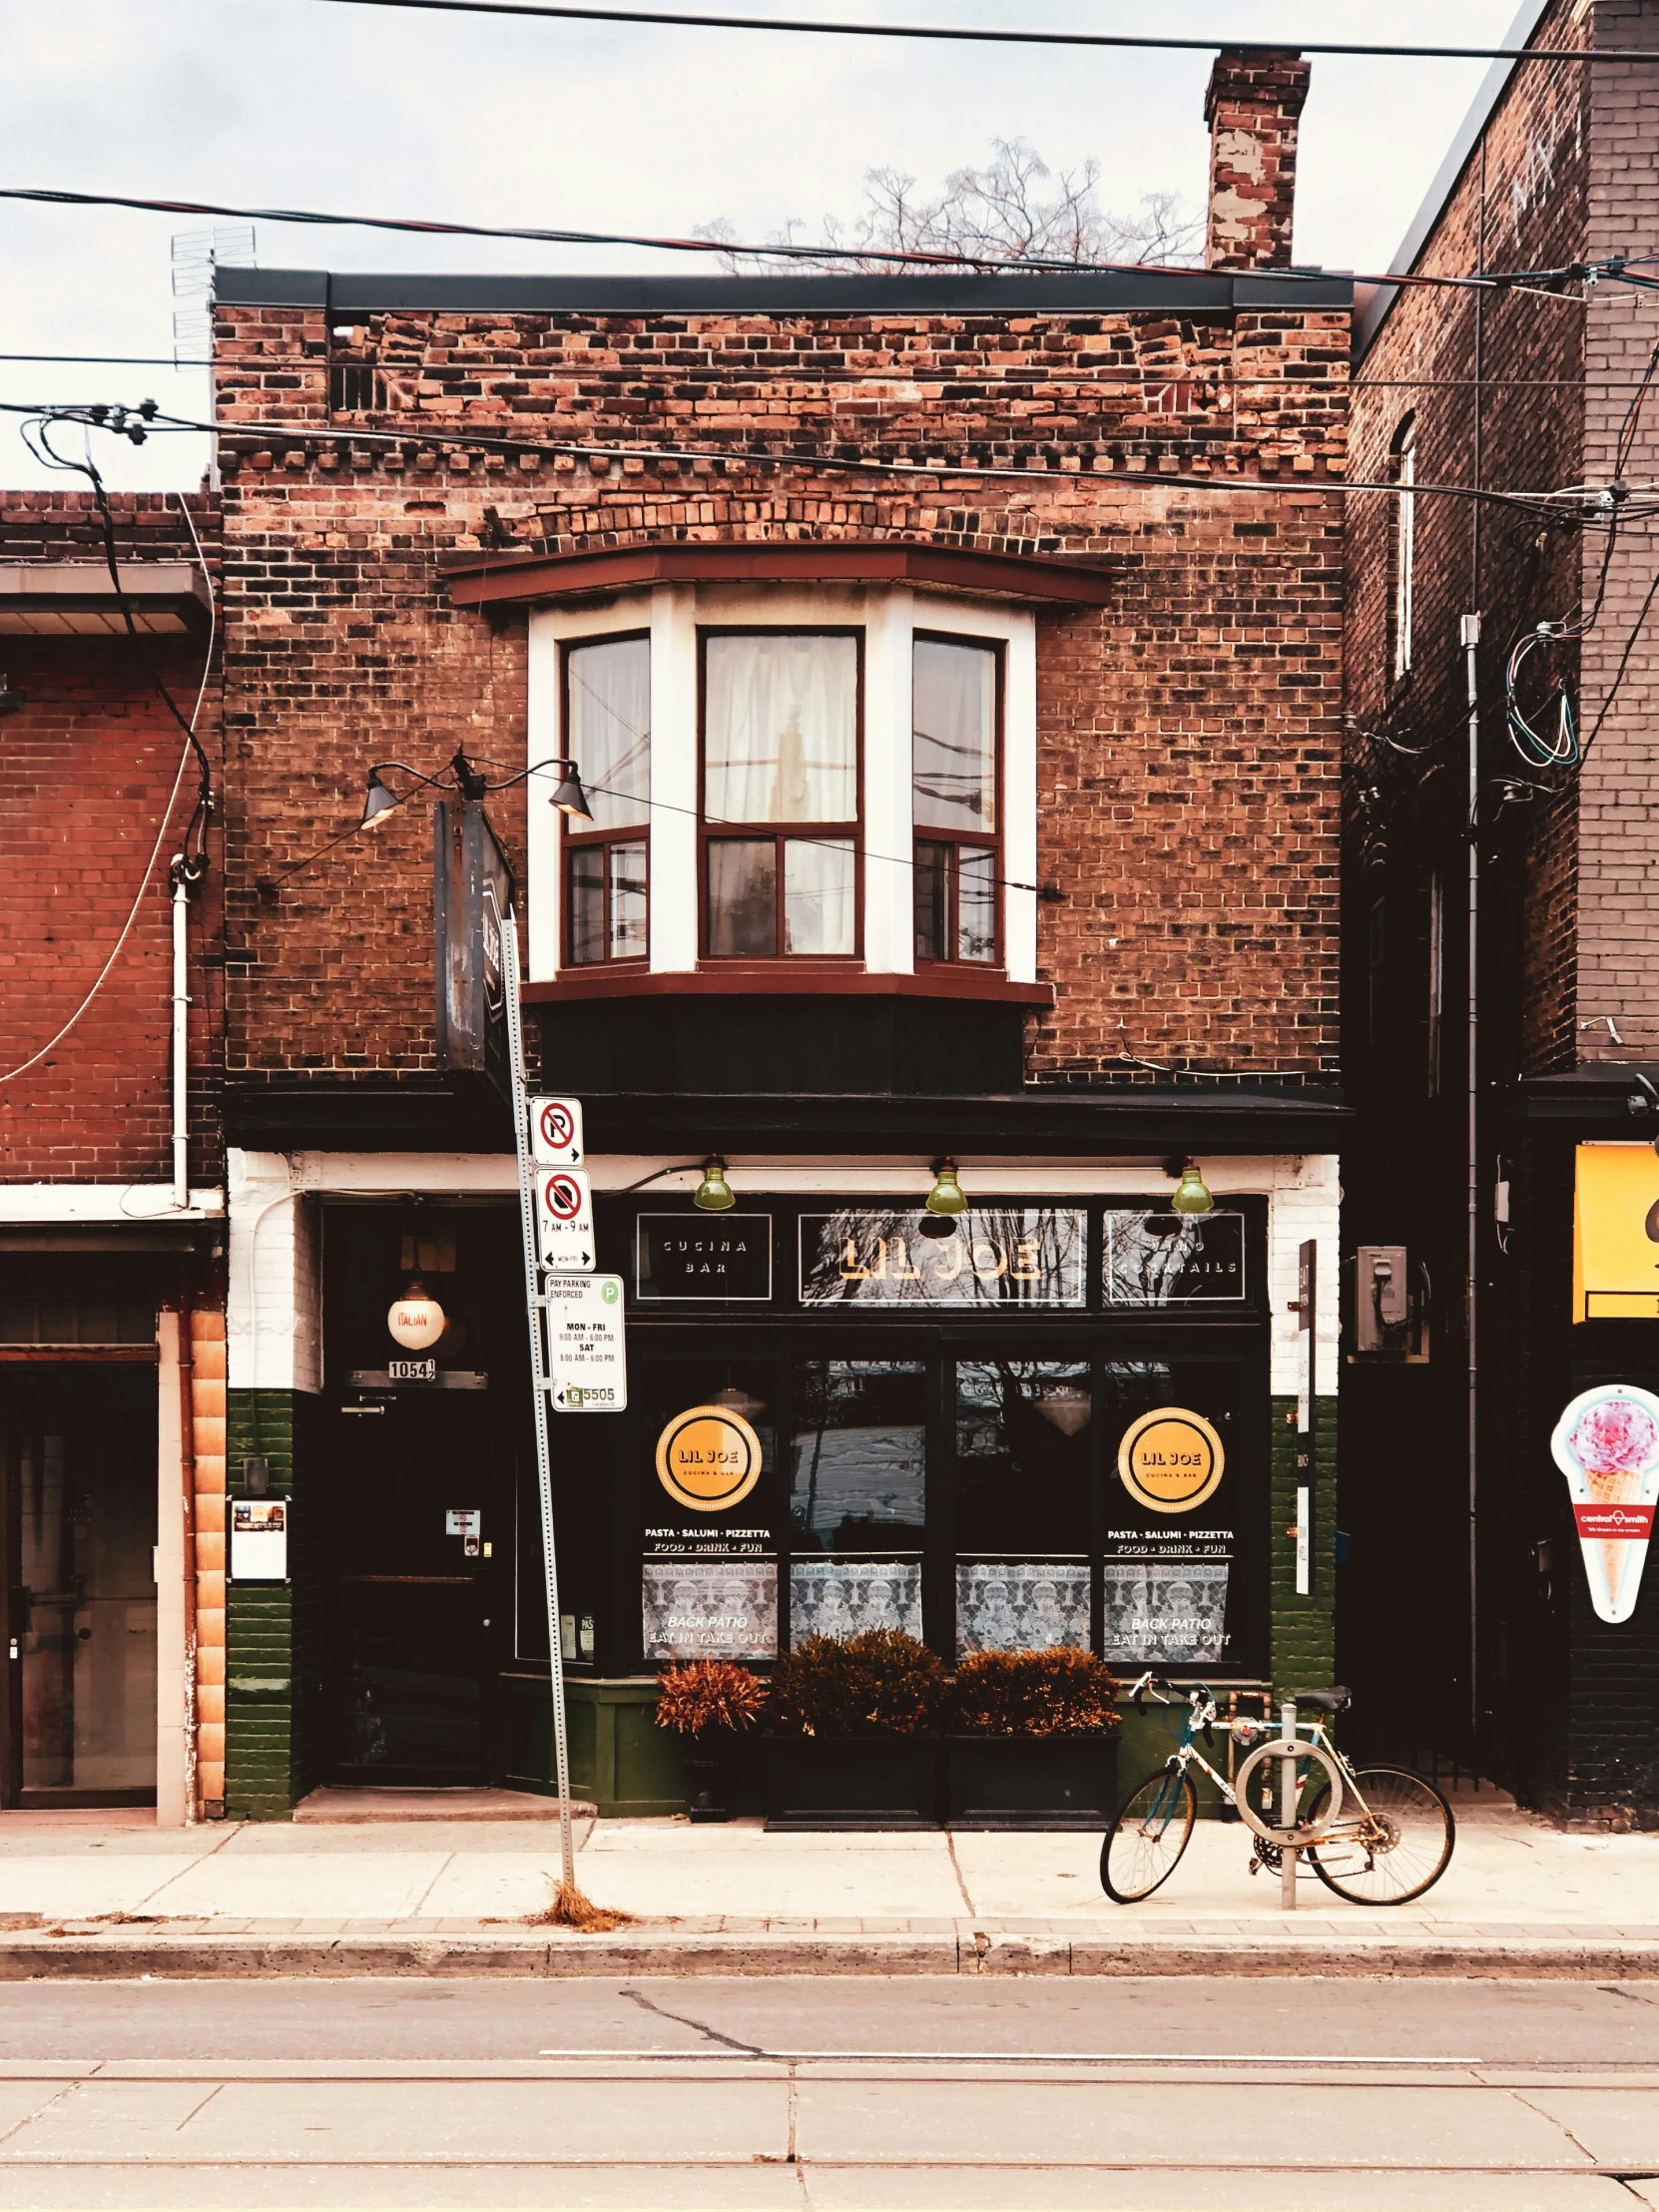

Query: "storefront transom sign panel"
left=636, top=1216, right=773, bottom=1302
left=1573, top=1144, right=1659, bottom=1321
left=1103, top=1209, right=1246, bottom=1306
left=800, top=1208, right=1086, bottom=1306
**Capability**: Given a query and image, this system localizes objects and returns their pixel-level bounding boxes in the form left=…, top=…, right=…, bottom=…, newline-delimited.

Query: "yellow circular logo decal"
left=1117, top=1406, right=1225, bottom=1514
left=655, top=1404, right=764, bottom=1513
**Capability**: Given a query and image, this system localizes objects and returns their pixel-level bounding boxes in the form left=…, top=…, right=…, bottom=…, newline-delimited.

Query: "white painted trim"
left=1001, top=612, right=1038, bottom=984
left=0, top=1185, right=223, bottom=1224
left=862, top=586, right=913, bottom=974
left=650, top=586, right=698, bottom=973
left=525, top=609, right=560, bottom=979
left=225, top=1152, right=320, bottom=1394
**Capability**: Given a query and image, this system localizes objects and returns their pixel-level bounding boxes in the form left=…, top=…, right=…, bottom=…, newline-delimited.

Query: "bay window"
left=912, top=635, right=1000, bottom=964
left=563, top=634, right=650, bottom=964
left=702, top=631, right=860, bottom=959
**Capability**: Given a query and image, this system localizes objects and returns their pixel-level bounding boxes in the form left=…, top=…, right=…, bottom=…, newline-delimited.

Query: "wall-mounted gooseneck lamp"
left=356, top=749, right=593, bottom=835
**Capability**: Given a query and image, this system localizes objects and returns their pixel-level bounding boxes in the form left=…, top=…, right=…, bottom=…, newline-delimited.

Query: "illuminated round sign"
left=1117, top=1406, right=1225, bottom=1515
left=655, top=1403, right=765, bottom=1513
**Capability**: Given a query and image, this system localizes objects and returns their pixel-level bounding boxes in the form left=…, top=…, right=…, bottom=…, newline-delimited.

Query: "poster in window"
left=1102, top=1209, right=1246, bottom=1307
left=790, top=1558, right=923, bottom=1646
left=954, top=1561, right=1090, bottom=1657
left=801, top=1209, right=1086, bottom=1308
left=641, top=1559, right=778, bottom=1661
left=1103, top=1531, right=1232, bottom=1667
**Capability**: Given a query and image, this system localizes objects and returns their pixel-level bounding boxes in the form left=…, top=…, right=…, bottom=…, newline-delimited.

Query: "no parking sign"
left=536, top=1167, right=595, bottom=1272
left=529, top=1095, right=584, bottom=1168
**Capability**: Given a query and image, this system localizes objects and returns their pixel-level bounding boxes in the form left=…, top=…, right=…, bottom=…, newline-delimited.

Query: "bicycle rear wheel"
left=1301, top=1765, right=1455, bottom=1906
left=1100, top=1767, right=1198, bottom=1904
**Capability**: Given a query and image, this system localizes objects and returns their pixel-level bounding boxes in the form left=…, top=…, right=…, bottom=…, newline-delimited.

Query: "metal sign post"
left=498, top=902, right=577, bottom=1894
left=1279, top=1702, right=1300, bottom=1910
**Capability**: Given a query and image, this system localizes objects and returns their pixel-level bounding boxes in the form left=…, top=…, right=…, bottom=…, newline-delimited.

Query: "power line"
left=0, top=184, right=1637, bottom=298
left=11, top=395, right=1623, bottom=525
left=290, top=0, right=1659, bottom=66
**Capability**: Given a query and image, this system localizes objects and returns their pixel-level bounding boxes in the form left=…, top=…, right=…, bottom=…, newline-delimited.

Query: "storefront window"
left=954, top=1361, right=1092, bottom=1553
left=789, top=1360, right=926, bottom=1549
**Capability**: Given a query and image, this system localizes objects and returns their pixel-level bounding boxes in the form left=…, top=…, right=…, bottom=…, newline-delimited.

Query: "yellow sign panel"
left=655, top=1403, right=764, bottom=1513
left=1117, top=1406, right=1226, bottom=1515
left=1574, top=1144, right=1659, bottom=1323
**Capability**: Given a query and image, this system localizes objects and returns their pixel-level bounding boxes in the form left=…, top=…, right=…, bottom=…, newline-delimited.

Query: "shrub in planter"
left=769, top=1629, right=945, bottom=1738
left=653, top=1660, right=768, bottom=1824
left=945, top=1648, right=1122, bottom=1736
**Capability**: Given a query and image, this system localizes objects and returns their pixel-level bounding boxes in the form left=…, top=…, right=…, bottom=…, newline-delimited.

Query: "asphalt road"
left=0, top=1975, right=1654, bottom=2209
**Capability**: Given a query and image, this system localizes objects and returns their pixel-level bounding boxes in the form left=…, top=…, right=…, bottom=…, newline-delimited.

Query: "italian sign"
left=1117, top=1406, right=1226, bottom=1515
left=636, top=1215, right=774, bottom=1301
left=529, top=1095, right=584, bottom=1169
left=1573, top=1143, right=1659, bottom=1320
left=230, top=1498, right=288, bottom=1583
left=642, top=1559, right=778, bottom=1661
left=800, top=1208, right=1086, bottom=1307
left=536, top=1167, right=595, bottom=1272
left=1102, top=1209, right=1247, bottom=1306
left=1550, top=1382, right=1659, bottom=1623
left=655, top=1403, right=765, bottom=1512
left=545, top=1274, right=626, bottom=1411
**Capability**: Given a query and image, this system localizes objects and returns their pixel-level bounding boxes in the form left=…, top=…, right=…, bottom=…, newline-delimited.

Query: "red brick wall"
left=1347, top=0, right=1591, bottom=1079
left=0, top=493, right=223, bottom=1183
left=217, top=279, right=1347, bottom=1087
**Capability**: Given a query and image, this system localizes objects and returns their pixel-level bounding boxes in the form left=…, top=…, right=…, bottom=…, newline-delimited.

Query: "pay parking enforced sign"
left=536, top=1167, right=595, bottom=1272
left=546, top=1274, right=627, bottom=1411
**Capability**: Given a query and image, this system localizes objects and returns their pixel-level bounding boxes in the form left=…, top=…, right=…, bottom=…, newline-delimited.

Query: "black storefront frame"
left=581, top=1191, right=1274, bottom=1682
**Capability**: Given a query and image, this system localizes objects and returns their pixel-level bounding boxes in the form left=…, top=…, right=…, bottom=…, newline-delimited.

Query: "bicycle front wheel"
left=1100, top=1767, right=1198, bottom=1904
left=1301, top=1765, right=1455, bottom=1906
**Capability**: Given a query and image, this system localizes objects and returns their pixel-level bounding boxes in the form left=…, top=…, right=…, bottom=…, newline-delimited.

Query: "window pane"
left=955, top=1361, right=1092, bottom=1553
left=790, top=1360, right=926, bottom=1551
left=792, top=1560, right=923, bottom=1646
left=705, top=633, right=857, bottom=825
left=956, top=1562, right=1090, bottom=1657
left=784, top=837, right=854, bottom=955
left=958, top=845, right=996, bottom=962
left=567, top=844, right=608, bottom=965
left=913, top=839, right=947, bottom=962
left=913, top=638, right=996, bottom=833
left=609, top=840, right=648, bottom=960
left=567, top=636, right=650, bottom=831
left=706, top=837, right=777, bottom=957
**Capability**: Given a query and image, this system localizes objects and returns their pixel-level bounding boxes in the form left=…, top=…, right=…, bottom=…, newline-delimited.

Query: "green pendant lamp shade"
left=1170, top=1159, right=1215, bottom=1215
left=925, top=1159, right=968, bottom=1217
left=693, top=1156, right=736, bottom=1212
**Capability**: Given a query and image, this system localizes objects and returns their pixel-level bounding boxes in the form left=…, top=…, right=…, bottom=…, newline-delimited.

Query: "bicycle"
left=1099, top=1673, right=1456, bottom=1907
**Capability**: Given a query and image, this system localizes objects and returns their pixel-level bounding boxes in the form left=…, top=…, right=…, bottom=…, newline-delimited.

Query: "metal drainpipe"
left=1462, top=611, right=1482, bottom=1749
left=170, top=857, right=192, bottom=1211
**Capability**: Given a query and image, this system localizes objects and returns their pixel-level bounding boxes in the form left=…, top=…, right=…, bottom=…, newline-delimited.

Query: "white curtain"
left=568, top=635, right=650, bottom=831
left=913, top=638, right=995, bottom=832
left=705, top=633, right=857, bottom=824
left=784, top=837, right=855, bottom=956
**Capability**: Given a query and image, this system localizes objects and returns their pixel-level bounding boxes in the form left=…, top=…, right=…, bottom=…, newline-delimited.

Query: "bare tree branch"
left=697, top=140, right=1201, bottom=274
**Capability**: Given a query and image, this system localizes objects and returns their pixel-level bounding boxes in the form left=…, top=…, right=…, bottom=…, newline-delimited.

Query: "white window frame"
left=526, top=582, right=1037, bottom=984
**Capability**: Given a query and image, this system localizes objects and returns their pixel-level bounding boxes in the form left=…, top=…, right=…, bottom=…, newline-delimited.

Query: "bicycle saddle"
left=1288, top=1686, right=1352, bottom=1713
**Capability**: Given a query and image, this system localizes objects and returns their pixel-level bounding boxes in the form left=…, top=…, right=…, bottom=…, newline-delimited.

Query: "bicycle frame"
left=1128, top=1673, right=1379, bottom=1847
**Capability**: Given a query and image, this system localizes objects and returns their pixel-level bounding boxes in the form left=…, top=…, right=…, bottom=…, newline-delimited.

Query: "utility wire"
left=0, top=184, right=1639, bottom=298
left=288, top=0, right=1659, bottom=66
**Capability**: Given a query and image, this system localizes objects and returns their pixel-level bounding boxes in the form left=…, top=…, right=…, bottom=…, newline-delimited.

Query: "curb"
left=2, top=1933, right=1658, bottom=1979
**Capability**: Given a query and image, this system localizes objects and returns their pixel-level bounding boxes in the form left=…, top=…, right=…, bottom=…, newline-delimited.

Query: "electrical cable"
left=286, top=0, right=1659, bottom=66
left=0, top=486, right=217, bottom=1086
left=0, top=184, right=1642, bottom=299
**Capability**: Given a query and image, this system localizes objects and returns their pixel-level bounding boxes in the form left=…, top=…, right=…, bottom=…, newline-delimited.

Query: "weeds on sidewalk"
left=532, top=1881, right=638, bottom=1933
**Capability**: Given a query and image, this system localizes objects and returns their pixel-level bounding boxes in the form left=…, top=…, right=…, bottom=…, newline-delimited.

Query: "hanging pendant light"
left=713, top=1384, right=767, bottom=1419
left=550, top=759, right=594, bottom=821
left=925, top=1159, right=968, bottom=1217
left=1035, top=1384, right=1093, bottom=1436
left=387, top=1276, right=446, bottom=1350
left=359, top=769, right=399, bottom=831
left=1170, top=1159, right=1215, bottom=1216
left=693, top=1156, right=736, bottom=1212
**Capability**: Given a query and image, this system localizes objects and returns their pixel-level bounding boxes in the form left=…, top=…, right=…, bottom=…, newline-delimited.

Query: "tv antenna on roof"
left=171, top=226, right=256, bottom=365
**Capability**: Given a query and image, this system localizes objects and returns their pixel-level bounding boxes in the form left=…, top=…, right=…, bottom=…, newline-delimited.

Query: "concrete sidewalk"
left=0, top=1794, right=1655, bottom=1977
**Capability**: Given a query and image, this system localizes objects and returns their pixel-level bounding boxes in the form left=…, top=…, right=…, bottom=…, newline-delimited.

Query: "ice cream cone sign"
left=1550, top=1384, right=1659, bottom=1624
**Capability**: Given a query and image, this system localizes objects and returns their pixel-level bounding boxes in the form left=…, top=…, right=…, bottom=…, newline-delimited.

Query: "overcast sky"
left=1, top=0, right=1523, bottom=492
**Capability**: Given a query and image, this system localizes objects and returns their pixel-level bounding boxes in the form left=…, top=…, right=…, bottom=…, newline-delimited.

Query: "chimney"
left=1204, top=47, right=1312, bottom=271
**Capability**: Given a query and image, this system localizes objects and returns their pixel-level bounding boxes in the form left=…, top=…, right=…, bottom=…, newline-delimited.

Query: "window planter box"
left=764, top=1734, right=943, bottom=1830
left=944, top=1733, right=1119, bottom=1829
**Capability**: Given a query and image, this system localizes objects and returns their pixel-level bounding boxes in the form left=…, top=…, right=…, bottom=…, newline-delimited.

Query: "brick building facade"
left=5, top=49, right=1354, bottom=1824
left=1347, top=0, right=1659, bottom=1822
left=0, top=492, right=227, bottom=1818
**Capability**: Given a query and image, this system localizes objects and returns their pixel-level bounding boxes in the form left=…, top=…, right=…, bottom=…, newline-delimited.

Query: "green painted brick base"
left=226, top=1388, right=309, bottom=1822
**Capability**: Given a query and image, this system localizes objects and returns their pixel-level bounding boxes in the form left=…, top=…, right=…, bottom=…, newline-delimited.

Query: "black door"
left=1, top=1365, right=159, bottom=1809
left=325, top=1389, right=511, bottom=1786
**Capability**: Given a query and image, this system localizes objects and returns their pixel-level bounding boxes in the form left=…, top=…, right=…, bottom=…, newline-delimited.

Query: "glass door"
left=1, top=1367, right=158, bottom=1809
